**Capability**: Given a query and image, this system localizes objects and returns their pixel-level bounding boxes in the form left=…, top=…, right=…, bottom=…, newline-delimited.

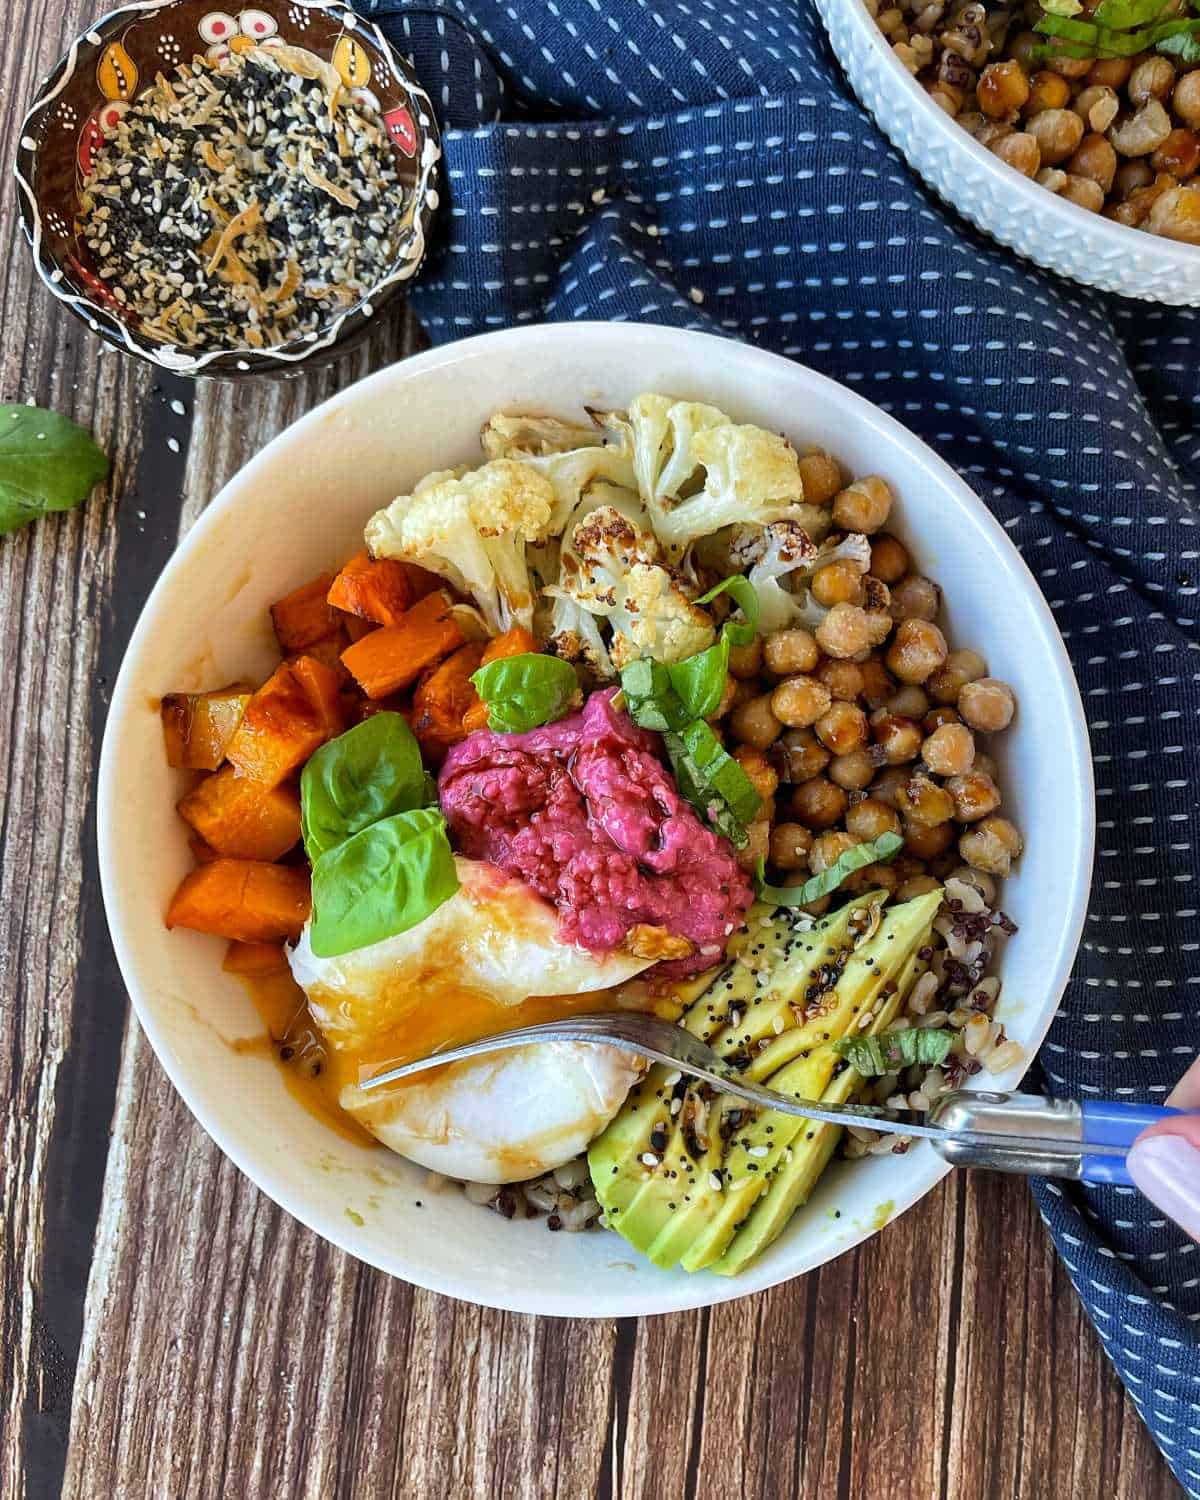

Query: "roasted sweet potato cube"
left=177, top=765, right=302, bottom=860
left=341, top=590, right=464, bottom=700
left=161, top=685, right=252, bottom=770
left=225, top=655, right=345, bottom=787
left=341, top=613, right=378, bottom=644
left=270, top=572, right=339, bottom=652
left=166, top=859, right=311, bottom=943
left=412, top=641, right=486, bottom=760
left=461, top=627, right=537, bottom=733
left=289, top=627, right=351, bottom=683
left=222, top=939, right=290, bottom=977
left=327, top=551, right=417, bottom=627
left=188, top=832, right=220, bottom=864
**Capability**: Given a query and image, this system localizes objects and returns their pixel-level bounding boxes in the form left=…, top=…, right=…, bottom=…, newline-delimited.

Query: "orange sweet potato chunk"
left=270, top=572, right=339, bottom=652
left=162, top=685, right=252, bottom=770
left=341, top=590, right=464, bottom=700
left=290, top=628, right=351, bottom=683
left=166, top=859, right=311, bottom=943
left=177, top=765, right=302, bottom=860
left=461, top=627, right=537, bottom=733
left=225, top=655, right=345, bottom=787
left=327, top=551, right=417, bottom=627
left=222, top=939, right=290, bottom=977
left=413, top=641, right=486, bottom=760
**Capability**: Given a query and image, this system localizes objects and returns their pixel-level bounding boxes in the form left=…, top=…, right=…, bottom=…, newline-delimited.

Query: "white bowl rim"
left=98, top=322, right=1095, bottom=1316
left=833, top=0, right=1200, bottom=271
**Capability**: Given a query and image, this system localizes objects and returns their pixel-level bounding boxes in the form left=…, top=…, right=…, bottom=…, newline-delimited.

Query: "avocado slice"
left=591, top=889, right=941, bottom=1272
left=710, top=948, right=924, bottom=1277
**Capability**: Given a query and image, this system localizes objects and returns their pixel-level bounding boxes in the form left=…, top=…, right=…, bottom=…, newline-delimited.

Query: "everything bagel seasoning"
left=77, top=45, right=405, bottom=352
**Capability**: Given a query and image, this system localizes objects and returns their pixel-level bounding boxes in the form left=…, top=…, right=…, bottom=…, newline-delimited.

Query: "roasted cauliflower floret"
left=480, top=412, right=605, bottom=460
left=546, top=505, right=715, bottom=675
left=731, top=524, right=872, bottom=633
left=365, top=459, right=556, bottom=634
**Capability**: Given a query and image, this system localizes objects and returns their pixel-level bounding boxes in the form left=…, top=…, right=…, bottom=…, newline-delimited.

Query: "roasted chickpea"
left=885, top=684, right=930, bottom=720
left=959, top=816, right=1023, bottom=876
left=1068, top=134, right=1118, bottom=193
left=886, top=619, right=949, bottom=685
left=770, top=821, right=812, bottom=870
left=731, top=692, right=782, bottom=750
left=730, top=677, right=758, bottom=712
left=773, top=727, right=831, bottom=783
left=832, top=475, right=893, bottom=534
left=845, top=796, right=902, bottom=842
left=815, top=699, right=869, bottom=755
left=815, top=603, right=872, bottom=660
left=946, top=770, right=1002, bottom=822
left=973, top=751, right=998, bottom=782
left=1129, top=56, right=1176, bottom=106
left=872, top=711, right=924, bottom=765
left=811, top=560, right=866, bottom=608
left=731, top=744, right=780, bottom=801
left=1152, top=128, right=1200, bottom=180
left=846, top=860, right=899, bottom=895
left=764, top=627, right=820, bottom=676
left=858, top=656, right=896, bottom=709
left=977, top=58, right=1030, bottom=119
left=1027, top=108, right=1084, bottom=165
left=797, top=450, right=843, bottom=505
left=923, top=721, right=976, bottom=777
left=818, top=658, right=865, bottom=701
left=1089, top=57, right=1132, bottom=90
left=896, top=775, right=956, bottom=828
left=810, top=830, right=860, bottom=873
left=870, top=534, right=909, bottom=583
left=1046, top=54, right=1092, bottom=81
left=904, top=819, right=956, bottom=858
left=888, top=574, right=940, bottom=622
left=1060, top=174, right=1105, bottom=212
left=1175, top=71, right=1200, bottom=131
left=791, top=776, right=848, bottom=830
left=706, top=673, right=738, bottom=722
left=737, top=818, right=771, bottom=874
left=772, top=675, right=832, bottom=729
left=958, top=677, right=1016, bottom=732
left=898, top=873, right=942, bottom=900
left=728, top=636, right=764, bottom=679
left=926, top=646, right=987, bottom=704
left=950, top=864, right=997, bottom=906
left=923, top=705, right=961, bottom=734
left=991, top=131, right=1041, bottom=178
left=829, top=745, right=878, bottom=791
left=870, top=765, right=912, bottom=809
left=1026, top=69, right=1070, bottom=114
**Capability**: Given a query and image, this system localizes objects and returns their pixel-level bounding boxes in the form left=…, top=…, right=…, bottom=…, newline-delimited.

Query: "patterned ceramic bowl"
left=14, top=0, right=441, bottom=377
left=814, top=0, right=1200, bottom=306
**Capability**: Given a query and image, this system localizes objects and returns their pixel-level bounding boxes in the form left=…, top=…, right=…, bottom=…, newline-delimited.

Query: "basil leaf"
left=667, top=635, right=730, bottom=720
left=678, top=720, right=761, bottom=824
left=662, top=730, right=751, bottom=848
left=309, top=807, right=459, bottom=958
left=621, top=657, right=693, bottom=732
left=470, top=652, right=577, bottom=734
left=301, top=713, right=430, bottom=862
left=1091, top=0, right=1161, bottom=23
left=755, top=831, right=904, bottom=908
left=1040, top=0, right=1084, bottom=13
left=833, top=1026, right=955, bottom=1077
left=696, top=573, right=761, bottom=647
left=0, top=405, right=109, bottom=536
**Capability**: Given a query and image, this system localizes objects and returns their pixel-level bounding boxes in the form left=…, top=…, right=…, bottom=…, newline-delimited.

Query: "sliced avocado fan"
left=588, top=888, right=941, bottom=1274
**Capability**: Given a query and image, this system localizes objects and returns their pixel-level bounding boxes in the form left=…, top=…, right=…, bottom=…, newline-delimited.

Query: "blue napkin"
left=361, top=0, right=1200, bottom=1486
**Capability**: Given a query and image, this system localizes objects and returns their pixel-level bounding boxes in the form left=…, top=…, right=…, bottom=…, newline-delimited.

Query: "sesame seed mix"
left=78, top=46, right=405, bottom=352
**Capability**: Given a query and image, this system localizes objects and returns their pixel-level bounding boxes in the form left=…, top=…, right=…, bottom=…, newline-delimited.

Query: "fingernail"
left=1127, top=1134, right=1200, bottom=1238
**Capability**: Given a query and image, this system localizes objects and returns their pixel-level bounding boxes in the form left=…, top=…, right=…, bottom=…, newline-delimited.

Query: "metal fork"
left=354, top=1012, right=1164, bottom=1182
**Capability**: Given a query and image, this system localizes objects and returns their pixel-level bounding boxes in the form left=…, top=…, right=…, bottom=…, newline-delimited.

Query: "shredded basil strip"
left=662, top=730, right=753, bottom=849
left=678, top=720, right=761, bottom=825
left=755, top=831, right=904, bottom=907
left=309, top=807, right=459, bottom=958
left=470, top=651, right=578, bottom=734
left=833, top=1026, right=955, bottom=1078
left=1034, top=0, right=1200, bottom=57
left=620, top=656, right=693, bottom=732
left=301, top=712, right=432, bottom=862
left=696, top=573, right=761, bottom=647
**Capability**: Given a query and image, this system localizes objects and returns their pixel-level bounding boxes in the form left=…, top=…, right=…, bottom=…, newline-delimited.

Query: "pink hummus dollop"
left=438, top=691, right=753, bottom=978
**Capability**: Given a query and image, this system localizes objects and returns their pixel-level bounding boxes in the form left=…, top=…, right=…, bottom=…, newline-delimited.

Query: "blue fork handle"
left=1080, top=1101, right=1187, bottom=1187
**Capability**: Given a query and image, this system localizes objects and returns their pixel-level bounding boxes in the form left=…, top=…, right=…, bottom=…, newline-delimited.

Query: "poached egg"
left=288, top=858, right=653, bottom=1182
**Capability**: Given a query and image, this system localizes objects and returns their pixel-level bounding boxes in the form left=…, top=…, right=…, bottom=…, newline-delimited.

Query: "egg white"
left=288, top=858, right=651, bottom=1182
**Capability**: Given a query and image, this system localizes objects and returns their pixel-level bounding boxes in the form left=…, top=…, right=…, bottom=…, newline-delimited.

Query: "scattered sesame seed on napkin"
left=360, top=0, right=1200, bottom=1487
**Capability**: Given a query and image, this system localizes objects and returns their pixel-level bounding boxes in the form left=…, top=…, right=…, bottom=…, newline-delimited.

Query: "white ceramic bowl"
left=99, top=323, right=1093, bottom=1316
left=814, top=0, right=1200, bottom=305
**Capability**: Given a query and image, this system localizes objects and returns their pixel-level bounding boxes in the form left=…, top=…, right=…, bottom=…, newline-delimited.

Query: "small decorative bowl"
left=14, top=0, right=441, bottom=377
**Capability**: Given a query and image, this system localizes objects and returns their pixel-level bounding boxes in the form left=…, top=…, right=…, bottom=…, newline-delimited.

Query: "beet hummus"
left=438, top=691, right=753, bottom=978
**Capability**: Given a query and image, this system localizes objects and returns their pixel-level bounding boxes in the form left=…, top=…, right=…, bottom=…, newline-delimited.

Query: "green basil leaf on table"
left=309, top=807, right=459, bottom=958
left=755, top=831, right=904, bottom=908
left=833, top=1026, right=955, bottom=1078
left=0, top=405, right=109, bottom=537
left=470, top=652, right=578, bottom=733
left=300, top=712, right=430, bottom=862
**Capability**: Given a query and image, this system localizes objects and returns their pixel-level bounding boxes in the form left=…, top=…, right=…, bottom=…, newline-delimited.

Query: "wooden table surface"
left=0, top=6, right=1183, bottom=1499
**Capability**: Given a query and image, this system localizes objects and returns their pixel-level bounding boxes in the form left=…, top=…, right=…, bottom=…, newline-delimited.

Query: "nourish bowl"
left=98, top=324, right=1092, bottom=1316
left=814, top=0, right=1200, bottom=303
left=14, top=0, right=439, bottom=376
